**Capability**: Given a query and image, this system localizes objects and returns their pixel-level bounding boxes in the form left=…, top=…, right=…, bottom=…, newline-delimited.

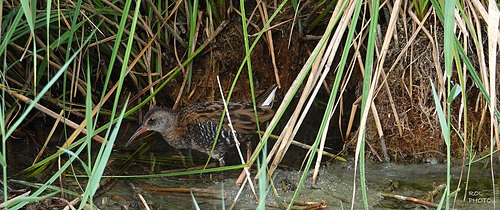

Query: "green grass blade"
left=447, top=84, right=462, bottom=103
left=431, top=80, right=450, bottom=145
left=19, top=0, right=35, bottom=33
left=443, top=0, right=455, bottom=79
left=4, top=191, right=59, bottom=209
left=79, top=97, right=130, bottom=208
left=190, top=192, right=201, bottom=210
left=356, top=0, right=380, bottom=208
left=0, top=8, right=24, bottom=58
left=8, top=19, right=99, bottom=210
left=79, top=0, right=139, bottom=205
left=11, top=139, right=90, bottom=209
left=286, top=0, right=353, bottom=208
left=64, top=0, right=83, bottom=60
left=443, top=1, right=456, bottom=208
left=19, top=0, right=37, bottom=88
left=9, top=179, right=81, bottom=198
left=431, top=79, right=451, bottom=209
left=59, top=147, right=91, bottom=175
left=186, top=0, right=199, bottom=90
left=257, top=141, right=268, bottom=209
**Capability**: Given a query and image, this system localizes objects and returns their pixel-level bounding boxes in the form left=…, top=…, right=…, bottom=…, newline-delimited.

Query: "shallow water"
left=96, top=155, right=499, bottom=209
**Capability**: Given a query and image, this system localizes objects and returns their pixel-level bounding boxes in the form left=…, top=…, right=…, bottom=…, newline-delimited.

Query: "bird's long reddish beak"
left=126, top=125, right=148, bottom=147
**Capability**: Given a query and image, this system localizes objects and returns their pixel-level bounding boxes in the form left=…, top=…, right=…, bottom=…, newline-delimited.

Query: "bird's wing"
left=179, top=101, right=274, bottom=135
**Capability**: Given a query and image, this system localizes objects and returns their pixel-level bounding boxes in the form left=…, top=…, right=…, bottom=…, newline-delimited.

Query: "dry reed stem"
left=371, top=0, right=403, bottom=138
left=468, top=0, right=488, bottom=90
left=345, top=98, right=360, bottom=141
left=385, top=8, right=440, bottom=95
left=173, top=10, right=203, bottom=110
left=4, top=74, right=24, bottom=88
left=351, top=38, right=382, bottom=210
left=172, top=21, right=185, bottom=109
left=344, top=24, right=388, bottom=146
left=370, top=103, right=386, bottom=160
left=249, top=17, right=296, bottom=37
left=266, top=33, right=319, bottom=179
left=254, top=131, right=347, bottom=163
left=128, top=182, right=151, bottom=210
left=290, top=0, right=357, bottom=182
left=336, top=51, right=359, bottom=140
left=406, top=8, right=441, bottom=106
left=468, top=0, right=487, bottom=139
left=0, top=191, right=31, bottom=208
left=8, top=42, right=86, bottom=95
left=0, top=84, right=106, bottom=144
left=487, top=1, right=499, bottom=155
left=457, top=4, right=473, bottom=201
left=379, top=192, right=438, bottom=208
left=307, top=0, right=361, bottom=179
left=350, top=0, right=390, bottom=206
left=312, top=101, right=333, bottom=182
left=370, top=102, right=384, bottom=139
left=471, top=0, right=500, bottom=44
left=81, top=6, right=149, bottom=48
left=33, top=110, right=64, bottom=165
left=343, top=29, right=368, bottom=142
left=247, top=0, right=261, bottom=28
left=63, top=196, right=81, bottom=210
left=215, top=76, right=258, bottom=202
left=230, top=176, right=247, bottom=210
left=71, top=28, right=86, bottom=102
left=242, top=0, right=353, bottom=185
left=344, top=95, right=384, bottom=162
left=234, top=19, right=329, bottom=184
left=142, top=0, right=187, bottom=47
left=257, top=1, right=281, bottom=88
left=129, top=18, right=229, bottom=106
left=145, top=37, right=155, bottom=105
left=287, top=0, right=300, bottom=49
left=56, top=197, right=77, bottom=210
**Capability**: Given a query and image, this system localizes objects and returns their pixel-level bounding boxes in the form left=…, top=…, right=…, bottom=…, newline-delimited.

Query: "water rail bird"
left=126, top=85, right=277, bottom=166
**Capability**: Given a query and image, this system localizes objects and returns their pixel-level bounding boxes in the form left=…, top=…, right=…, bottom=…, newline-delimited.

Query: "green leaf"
left=443, top=0, right=456, bottom=78
left=59, top=147, right=91, bottom=175
left=5, top=191, right=59, bottom=209
left=448, top=188, right=461, bottom=197
left=191, top=192, right=201, bottom=210
left=431, top=80, right=450, bottom=145
left=447, top=83, right=462, bottom=103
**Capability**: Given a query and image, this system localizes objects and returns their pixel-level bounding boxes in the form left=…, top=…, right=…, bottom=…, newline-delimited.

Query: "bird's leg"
left=186, top=148, right=194, bottom=167
left=176, top=149, right=188, bottom=168
left=176, top=149, right=194, bottom=168
left=219, top=158, right=225, bottom=167
left=246, top=141, right=252, bottom=162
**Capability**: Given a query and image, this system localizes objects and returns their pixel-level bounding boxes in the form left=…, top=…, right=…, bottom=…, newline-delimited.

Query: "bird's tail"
left=255, top=84, right=278, bottom=108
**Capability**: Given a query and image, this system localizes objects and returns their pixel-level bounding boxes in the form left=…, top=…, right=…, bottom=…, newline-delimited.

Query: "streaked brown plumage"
left=126, top=85, right=277, bottom=166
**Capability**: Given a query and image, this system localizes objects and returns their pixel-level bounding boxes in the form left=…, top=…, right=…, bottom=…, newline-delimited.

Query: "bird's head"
left=126, top=107, right=176, bottom=146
